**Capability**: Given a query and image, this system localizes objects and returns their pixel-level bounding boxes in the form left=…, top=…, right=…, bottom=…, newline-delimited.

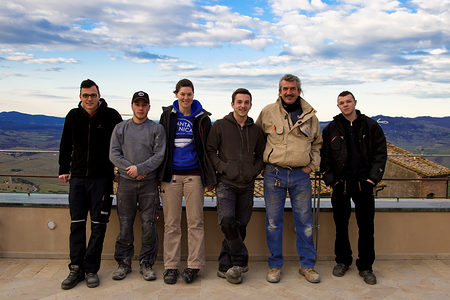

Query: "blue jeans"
left=264, top=164, right=316, bottom=269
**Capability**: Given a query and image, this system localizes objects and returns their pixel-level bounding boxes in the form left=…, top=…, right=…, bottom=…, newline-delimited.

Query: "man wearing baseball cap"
left=110, top=91, right=166, bottom=281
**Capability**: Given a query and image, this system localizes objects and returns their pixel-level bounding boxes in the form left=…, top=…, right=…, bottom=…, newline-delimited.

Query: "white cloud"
left=429, top=48, right=447, bottom=55
left=0, top=1, right=273, bottom=52
left=254, top=6, right=264, bottom=16
left=0, top=49, right=77, bottom=64
left=265, top=0, right=450, bottom=89
left=395, top=80, right=450, bottom=98
left=411, top=0, right=449, bottom=13
left=270, top=0, right=327, bottom=14
left=157, top=63, right=198, bottom=72
left=240, top=38, right=274, bottom=50
left=0, top=0, right=448, bottom=120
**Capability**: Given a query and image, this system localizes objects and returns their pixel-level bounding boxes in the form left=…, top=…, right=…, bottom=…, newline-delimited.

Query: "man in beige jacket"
left=256, top=74, right=322, bottom=284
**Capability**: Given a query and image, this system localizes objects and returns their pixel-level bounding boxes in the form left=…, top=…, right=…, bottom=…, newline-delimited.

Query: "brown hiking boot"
left=299, top=267, right=320, bottom=283
left=266, top=268, right=281, bottom=283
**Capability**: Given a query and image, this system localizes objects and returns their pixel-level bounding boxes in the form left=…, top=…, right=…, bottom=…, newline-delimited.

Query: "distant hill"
left=0, top=111, right=65, bottom=128
left=371, top=115, right=450, bottom=167
left=320, top=115, right=450, bottom=167
left=371, top=115, right=449, bottom=148
left=0, top=111, right=449, bottom=166
left=0, top=111, right=64, bottom=150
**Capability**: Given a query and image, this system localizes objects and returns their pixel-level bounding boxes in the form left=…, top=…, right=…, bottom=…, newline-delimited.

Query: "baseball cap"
left=132, top=91, right=150, bottom=104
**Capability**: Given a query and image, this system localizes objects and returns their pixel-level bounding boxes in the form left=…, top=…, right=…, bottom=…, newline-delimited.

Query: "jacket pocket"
left=361, top=180, right=374, bottom=195
left=240, top=161, right=258, bottom=183
left=224, top=162, right=239, bottom=181
left=268, top=121, right=284, bottom=144
left=99, top=195, right=113, bottom=223
left=266, top=148, right=274, bottom=162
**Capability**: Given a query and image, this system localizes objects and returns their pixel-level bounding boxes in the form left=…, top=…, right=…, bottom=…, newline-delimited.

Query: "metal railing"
left=0, top=149, right=449, bottom=199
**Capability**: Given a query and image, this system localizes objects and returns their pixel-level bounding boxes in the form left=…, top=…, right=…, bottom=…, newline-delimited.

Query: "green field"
left=0, top=151, right=69, bottom=194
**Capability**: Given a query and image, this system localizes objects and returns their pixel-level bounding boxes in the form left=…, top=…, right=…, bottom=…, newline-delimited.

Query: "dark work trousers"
left=68, top=177, right=113, bottom=273
left=216, top=181, right=254, bottom=272
left=331, top=179, right=375, bottom=272
left=114, top=177, right=159, bottom=267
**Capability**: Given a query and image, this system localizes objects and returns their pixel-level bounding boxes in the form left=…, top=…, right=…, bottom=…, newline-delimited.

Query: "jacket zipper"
left=239, top=125, right=244, bottom=179
left=285, top=114, right=291, bottom=130
left=86, top=118, right=91, bottom=176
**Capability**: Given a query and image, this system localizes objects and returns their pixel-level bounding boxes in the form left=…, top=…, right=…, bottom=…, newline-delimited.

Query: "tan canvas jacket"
left=256, top=97, right=322, bottom=170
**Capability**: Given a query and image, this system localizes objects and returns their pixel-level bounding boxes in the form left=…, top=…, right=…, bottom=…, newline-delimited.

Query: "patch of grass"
left=0, top=152, right=66, bottom=193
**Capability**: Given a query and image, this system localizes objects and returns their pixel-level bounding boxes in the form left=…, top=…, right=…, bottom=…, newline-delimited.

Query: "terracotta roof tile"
left=387, top=142, right=450, bottom=177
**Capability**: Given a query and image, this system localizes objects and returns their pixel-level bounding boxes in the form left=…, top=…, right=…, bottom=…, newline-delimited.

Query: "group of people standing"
left=58, top=74, right=387, bottom=290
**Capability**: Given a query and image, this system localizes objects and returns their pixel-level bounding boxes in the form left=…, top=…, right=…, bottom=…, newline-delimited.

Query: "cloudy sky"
left=0, top=0, right=449, bottom=121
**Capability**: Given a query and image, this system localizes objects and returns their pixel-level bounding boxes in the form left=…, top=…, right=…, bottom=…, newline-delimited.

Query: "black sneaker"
left=181, top=268, right=199, bottom=283
left=86, top=272, right=99, bottom=288
left=163, top=269, right=179, bottom=284
left=332, top=263, right=349, bottom=277
left=61, top=265, right=85, bottom=290
left=359, top=270, right=377, bottom=285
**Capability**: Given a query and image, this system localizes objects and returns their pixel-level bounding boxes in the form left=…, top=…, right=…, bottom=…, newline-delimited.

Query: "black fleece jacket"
left=58, top=99, right=122, bottom=179
left=320, top=110, right=387, bottom=186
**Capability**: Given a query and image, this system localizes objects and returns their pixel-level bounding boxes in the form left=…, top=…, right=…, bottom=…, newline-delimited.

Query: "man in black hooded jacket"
left=320, top=91, right=386, bottom=285
left=58, top=79, right=122, bottom=289
left=207, top=88, right=265, bottom=284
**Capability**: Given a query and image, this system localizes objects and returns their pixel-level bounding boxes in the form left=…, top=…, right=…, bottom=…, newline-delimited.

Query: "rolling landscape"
left=0, top=111, right=449, bottom=194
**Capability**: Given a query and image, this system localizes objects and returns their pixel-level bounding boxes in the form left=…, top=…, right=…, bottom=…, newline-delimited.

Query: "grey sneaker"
left=112, top=263, right=131, bottom=280
left=140, top=262, right=156, bottom=281
left=299, top=267, right=320, bottom=283
left=332, top=263, right=349, bottom=277
left=359, top=270, right=377, bottom=285
left=218, top=265, right=248, bottom=279
left=225, top=266, right=244, bottom=284
left=61, top=265, right=84, bottom=290
left=217, top=269, right=226, bottom=278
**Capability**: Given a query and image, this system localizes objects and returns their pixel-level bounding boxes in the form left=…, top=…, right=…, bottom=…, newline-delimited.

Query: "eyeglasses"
left=81, top=93, right=98, bottom=99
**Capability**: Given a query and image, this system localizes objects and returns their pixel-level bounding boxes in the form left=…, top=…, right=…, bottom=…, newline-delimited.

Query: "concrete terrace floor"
left=0, top=258, right=449, bottom=299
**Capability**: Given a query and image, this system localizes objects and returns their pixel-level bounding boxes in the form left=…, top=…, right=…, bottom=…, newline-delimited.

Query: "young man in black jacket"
left=320, top=91, right=387, bottom=285
left=58, top=79, right=122, bottom=289
left=207, top=88, right=265, bottom=284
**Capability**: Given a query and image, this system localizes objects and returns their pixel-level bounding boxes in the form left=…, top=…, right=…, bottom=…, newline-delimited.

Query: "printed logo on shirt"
left=175, top=118, right=193, bottom=148
left=177, top=119, right=193, bottom=134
